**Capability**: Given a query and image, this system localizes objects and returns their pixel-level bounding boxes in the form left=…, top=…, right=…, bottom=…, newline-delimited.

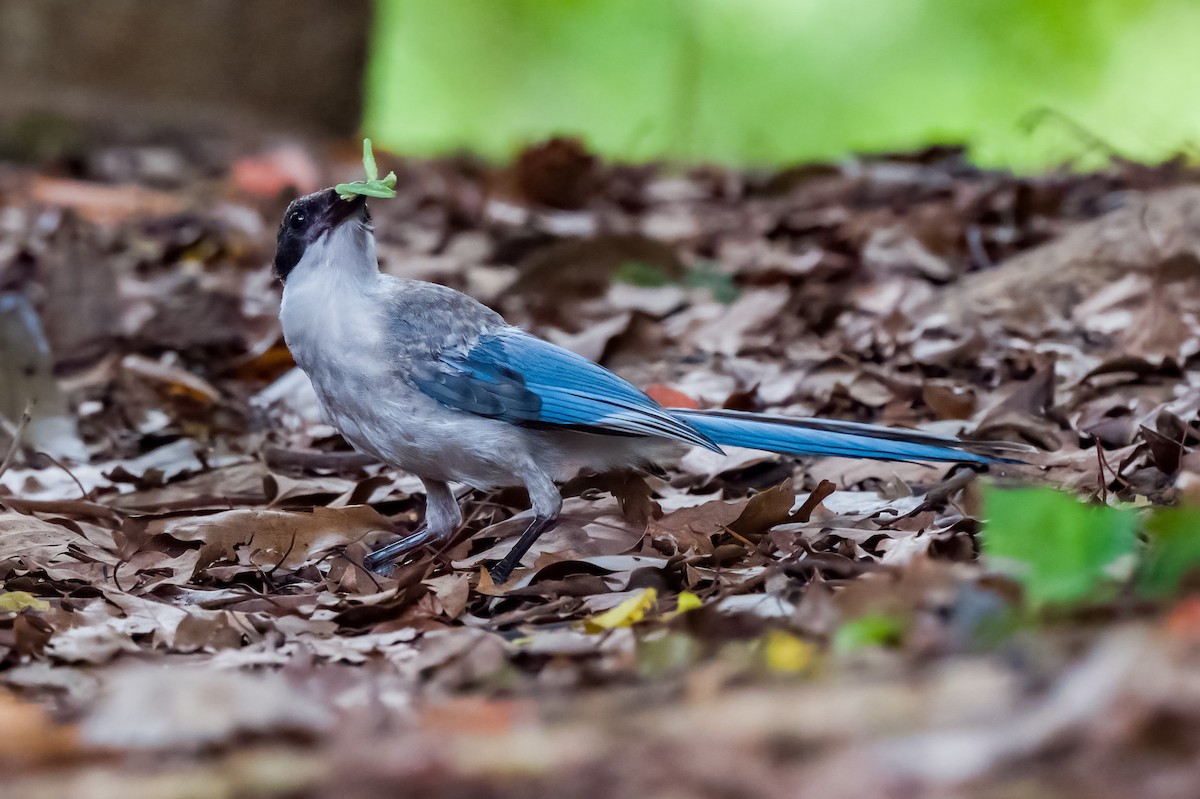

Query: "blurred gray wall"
left=0, top=0, right=370, bottom=137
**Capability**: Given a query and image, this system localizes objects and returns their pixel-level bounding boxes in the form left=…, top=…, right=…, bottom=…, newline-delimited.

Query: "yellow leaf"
left=0, top=592, right=49, bottom=613
left=763, top=631, right=815, bottom=673
left=675, top=591, right=702, bottom=614
left=583, top=588, right=657, bottom=633
left=657, top=591, right=703, bottom=623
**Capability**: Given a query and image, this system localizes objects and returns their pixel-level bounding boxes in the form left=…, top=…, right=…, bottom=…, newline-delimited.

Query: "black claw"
left=486, top=514, right=558, bottom=587
left=488, top=562, right=514, bottom=585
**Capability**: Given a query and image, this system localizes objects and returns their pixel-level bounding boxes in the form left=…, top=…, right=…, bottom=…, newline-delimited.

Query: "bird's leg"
left=364, top=478, right=460, bottom=573
left=363, top=525, right=440, bottom=572
left=488, top=515, right=558, bottom=584
left=488, top=470, right=562, bottom=585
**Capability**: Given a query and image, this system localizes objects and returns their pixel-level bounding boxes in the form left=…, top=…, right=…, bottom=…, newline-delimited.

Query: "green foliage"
left=366, top=0, right=1198, bottom=170
left=827, top=489, right=1200, bottom=653
left=637, top=631, right=703, bottom=678
left=613, top=261, right=671, bottom=288
left=335, top=139, right=397, bottom=200
left=982, top=488, right=1137, bottom=608
left=1138, top=508, right=1200, bottom=599
left=613, top=260, right=739, bottom=303
left=832, top=614, right=906, bottom=654
left=683, top=262, right=739, bottom=304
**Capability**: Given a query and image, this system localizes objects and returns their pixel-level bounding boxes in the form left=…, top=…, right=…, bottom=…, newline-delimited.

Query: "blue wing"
left=412, top=330, right=721, bottom=452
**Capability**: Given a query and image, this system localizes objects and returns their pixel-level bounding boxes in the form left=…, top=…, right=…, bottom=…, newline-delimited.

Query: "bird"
left=274, top=188, right=1023, bottom=584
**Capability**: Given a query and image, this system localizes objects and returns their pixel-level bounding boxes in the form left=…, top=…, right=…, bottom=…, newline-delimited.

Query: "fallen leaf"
left=762, top=631, right=817, bottom=673
left=583, top=588, right=657, bottom=632
left=645, top=383, right=701, bottom=409
left=146, top=504, right=393, bottom=573
left=0, top=591, right=50, bottom=613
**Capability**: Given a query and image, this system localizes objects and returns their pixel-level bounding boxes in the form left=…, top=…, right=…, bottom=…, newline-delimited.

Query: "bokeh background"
left=3, top=0, right=1199, bottom=170
left=366, top=0, right=1200, bottom=170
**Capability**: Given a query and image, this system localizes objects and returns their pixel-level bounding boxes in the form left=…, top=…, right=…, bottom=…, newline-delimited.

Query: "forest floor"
left=2, top=137, right=1200, bottom=798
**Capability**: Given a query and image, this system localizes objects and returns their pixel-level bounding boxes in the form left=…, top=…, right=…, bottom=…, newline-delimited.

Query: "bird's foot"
left=486, top=514, right=559, bottom=586
left=363, top=525, right=438, bottom=574
left=487, top=560, right=515, bottom=586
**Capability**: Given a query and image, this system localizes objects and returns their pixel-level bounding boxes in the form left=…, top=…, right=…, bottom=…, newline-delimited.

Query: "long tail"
left=670, top=408, right=1026, bottom=464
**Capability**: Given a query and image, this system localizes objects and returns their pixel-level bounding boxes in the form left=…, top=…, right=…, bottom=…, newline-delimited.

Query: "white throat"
left=279, top=221, right=383, bottom=373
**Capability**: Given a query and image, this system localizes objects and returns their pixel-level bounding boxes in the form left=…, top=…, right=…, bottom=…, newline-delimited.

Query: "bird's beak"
left=316, top=190, right=367, bottom=236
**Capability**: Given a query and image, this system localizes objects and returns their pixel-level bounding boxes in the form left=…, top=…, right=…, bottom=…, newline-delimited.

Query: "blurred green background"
left=365, top=0, right=1200, bottom=171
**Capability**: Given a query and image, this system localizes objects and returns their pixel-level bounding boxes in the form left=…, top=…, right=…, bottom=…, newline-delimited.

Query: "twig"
left=0, top=496, right=122, bottom=521
left=1091, top=437, right=1133, bottom=497
left=1020, top=107, right=1122, bottom=166
left=430, top=487, right=510, bottom=563
left=38, top=453, right=89, bottom=500
left=1092, top=435, right=1108, bottom=503
left=261, top=445, right=377, bottom=474
left=262, top=532, right=299, bottom=576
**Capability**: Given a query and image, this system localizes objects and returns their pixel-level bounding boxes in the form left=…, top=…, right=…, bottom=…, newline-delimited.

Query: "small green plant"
left=982, top=487, right=1137, bottom=608
left=335, top=138, right=397, bottom=200
left=832, top=614, right=906, bottom=653
left=1137, top=507, right=1200, bottom=598
left=613, top=259, right=740, bottom=304
left=981, top=487, right=1200, bottom=608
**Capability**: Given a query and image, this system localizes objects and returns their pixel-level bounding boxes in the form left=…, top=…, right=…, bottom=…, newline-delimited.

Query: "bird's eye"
left=288, top=212, right=305, bottom=230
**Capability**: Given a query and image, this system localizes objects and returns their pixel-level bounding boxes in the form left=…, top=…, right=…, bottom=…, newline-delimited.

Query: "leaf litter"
left=1, top=138, right=1200, bottom=796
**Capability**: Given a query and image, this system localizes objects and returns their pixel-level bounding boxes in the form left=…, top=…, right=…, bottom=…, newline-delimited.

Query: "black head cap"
left=273, top=189, right=367, bottom=282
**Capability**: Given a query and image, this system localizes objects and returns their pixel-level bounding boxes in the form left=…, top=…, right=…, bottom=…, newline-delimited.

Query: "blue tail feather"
left=670, top=408, right=1023, bottom=464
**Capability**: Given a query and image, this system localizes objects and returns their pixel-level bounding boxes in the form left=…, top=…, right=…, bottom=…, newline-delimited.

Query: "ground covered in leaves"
left=3, top=137, right=1200, bottom=797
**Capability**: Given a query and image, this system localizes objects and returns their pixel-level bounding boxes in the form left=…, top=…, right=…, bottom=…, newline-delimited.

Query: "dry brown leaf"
left=146, top=504, right=392, bottom=573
